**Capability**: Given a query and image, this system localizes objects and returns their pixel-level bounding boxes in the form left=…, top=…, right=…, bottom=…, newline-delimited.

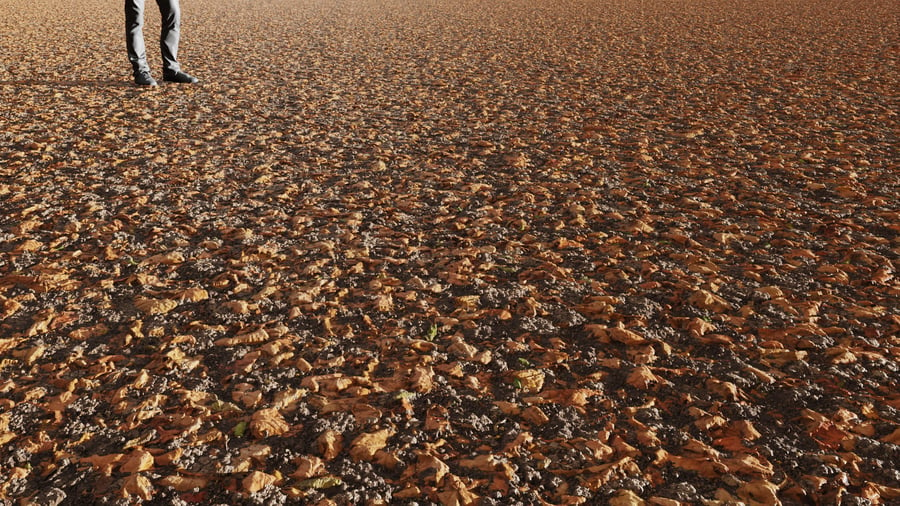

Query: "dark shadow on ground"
left=0, top=79, right=135, bottom=88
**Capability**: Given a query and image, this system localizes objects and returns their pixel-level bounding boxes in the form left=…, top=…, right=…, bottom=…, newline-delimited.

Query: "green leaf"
left=297, top=475, right=343, bottom=489
left=233, top=421, right=248, bottom=438
left=425, top=323, right=438, bottom=341
left=394, top=390, right=416, bottom=401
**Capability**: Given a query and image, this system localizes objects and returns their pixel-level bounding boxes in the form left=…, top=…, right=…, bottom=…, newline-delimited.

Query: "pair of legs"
left=125, top=0, right=196, bottom=84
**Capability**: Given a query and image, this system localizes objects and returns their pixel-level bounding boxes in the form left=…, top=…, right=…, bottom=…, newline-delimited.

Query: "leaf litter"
left=1, top=0, right=898, bottom=504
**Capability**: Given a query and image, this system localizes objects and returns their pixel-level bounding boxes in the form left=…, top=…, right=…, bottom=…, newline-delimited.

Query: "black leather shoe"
left=134, top=70, right=158, bottom=86
left=163, top=70, right=199, bottom=84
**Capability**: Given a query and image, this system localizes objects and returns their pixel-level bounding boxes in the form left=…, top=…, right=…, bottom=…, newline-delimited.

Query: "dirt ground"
left=1, top=0, right=898, bottom=504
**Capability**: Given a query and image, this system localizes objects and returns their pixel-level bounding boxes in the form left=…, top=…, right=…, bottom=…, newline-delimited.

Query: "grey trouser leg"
left=125, top=0, right=181, bottom=74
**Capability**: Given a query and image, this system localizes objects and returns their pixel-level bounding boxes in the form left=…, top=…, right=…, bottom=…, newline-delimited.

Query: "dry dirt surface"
left=1, top=0, right=899, bottom=504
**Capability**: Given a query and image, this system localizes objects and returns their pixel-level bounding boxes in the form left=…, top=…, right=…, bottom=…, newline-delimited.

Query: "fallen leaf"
left=349, top=429, right=393, bottom=461
left=316, top=430, right=344, bottom=461
left=509, top=369, right=545, bottom=393
left=243, top=470, right=278, bottom=494
left=250, top=408, right=290, bottom=438
left=737, top=479, right=781, bottom=505
left=122, top=473, right=154, bottom=500
left=134, top=296, right=178, bottom=315
left=291, top=456, right=327, bottom=479
left=159, top=475, right=210, bottom=492
left=120, top=448, right=155, bottom=473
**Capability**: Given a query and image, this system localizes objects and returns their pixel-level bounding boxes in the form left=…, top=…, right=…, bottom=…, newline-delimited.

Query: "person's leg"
left=125, top=0, right=149, bottom=75
left=157, top=0, right=197, bottom=83
left=156, top=0, right=181, bottom=73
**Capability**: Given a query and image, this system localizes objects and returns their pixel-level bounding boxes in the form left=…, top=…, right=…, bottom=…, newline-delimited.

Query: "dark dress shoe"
left=163, top=70, right=199, bottom=84
left=134, top=70, right=158, bottom=86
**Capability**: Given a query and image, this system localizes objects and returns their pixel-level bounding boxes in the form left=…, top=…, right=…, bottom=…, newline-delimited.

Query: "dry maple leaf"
left=220, top=300, right=252, bottom=314
left=502, top=152, right=529, bottom=168
left=243, top=470, right=278, bottom=494
left=688, top=289, right=732, bottom=313
left=705, top=378, right=746, bottom=401
left=626, top=366, right=665, bottom=389
left=723, top=454, right=775, bottom=478
left=349, top=429, right=394, bottom=461
left=80, top=454, right=125, bottom=476
left=437, top=474, right=480, bottom=506
left=521, top=405, right=550, bottom=426
left=509, top=369, right=545, bottom=393
left=159, top=475, right=209, bottom=492
left=374, top=293, right=394, bottom=312
left=447, top=339, right=479, bottom=360
left=122, top=474, right=154, bottom=501
left=408, top=451, right=451, bottom=486
left=1, top=299, right=23, bottom=319
left=250, top=407, right=290, bottom=438
left=862, top=483, right=900, bottom=502
left=238, top=444, right=273, bottom=465
left=134, top=296, right=178, bottom=315
left=119, top=448, right=155, bottom=473
left=409, top=365, right=435, bottom=393
left=291, top=456, right=327, bottom=479
left=608, top=489, right=644, bottom=506
left=316, top=430, right=343, bottom=461
left=737, top=479, right=781, bottom=505
left=586, top=324, right=648, bottom=345
left=141, top=251, right=185, bottom=266
left=215, top=327, right=270, bottom=347
left=179, top=287, right=209, bottom=302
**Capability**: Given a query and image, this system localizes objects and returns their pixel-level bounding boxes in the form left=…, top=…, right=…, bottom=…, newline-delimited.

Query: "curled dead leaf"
left=737, top=480, right=781, bottom=504
left=291, top=456, right=327, bottom=479
left=179, top=287, right=209, bottom=303
left=243, top=470, right=278, bottom=494
left=608, top=489, right=645, bottom=506
left=134, top=296, right=178, bottom=315
left=521, top=405, right=550, bottom=426
left=509, top=369, right=545, bottom=393
left=80, top=454, right=125, bottom=475
left=120, top=448, right=155, bottom=473
left=215, top=327, right=270, bottom=347
left=349, top=429, right=394, bottom=461
left=437, top=474, right=480, bottom=506
left=316, top=430, right=343, bottom=461
left=250, top=408, right=290, bottom=438
left=689, top=289, right=732, bottom=313
left=626, top=366, right=665, bottom=389
left=159, top=475, right=209, bottom=492
left=122, top=473, right=154, bottom=500
left=410, top=365, right=435, bottom=393
left=141, top=251, right=185, bottom=266
left=587, top=324, right=648, bottom=345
